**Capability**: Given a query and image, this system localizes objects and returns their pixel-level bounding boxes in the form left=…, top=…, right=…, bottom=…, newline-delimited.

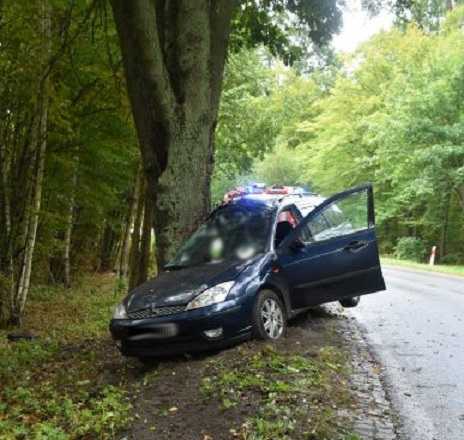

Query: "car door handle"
left=345, top=240, right=368, bottom=252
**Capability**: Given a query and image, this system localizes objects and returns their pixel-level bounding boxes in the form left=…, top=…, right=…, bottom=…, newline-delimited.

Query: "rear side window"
left=277, top=210, right=298, bottom=227
left=275, top=209, right=299, bottom=247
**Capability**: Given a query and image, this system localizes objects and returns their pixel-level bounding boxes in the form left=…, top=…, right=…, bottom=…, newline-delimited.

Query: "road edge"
left=349, top=308, right=439, bottom=440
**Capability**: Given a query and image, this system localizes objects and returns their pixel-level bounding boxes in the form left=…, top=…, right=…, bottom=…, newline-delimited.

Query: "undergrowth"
left=201, top=343, right=359, bottom=439
left=0, top=274, right=132, bottom=439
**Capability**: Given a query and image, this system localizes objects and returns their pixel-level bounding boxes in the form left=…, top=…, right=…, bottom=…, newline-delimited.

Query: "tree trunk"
left=439, top=188, right=451, bottom=261
left=119, top=166, right=141, bottom=277
left=110, top=0, right=234, bottom=268
left=455, top=184, right=464, bottom=213
left=64, top=157, right=78, bottom=288
left=100, top=219, right=120, bottom=271
left=445, top=0, right=454, bottom=11
left=137, top=180, right=154, bottom=284
left=10, top=0, right=51, bottom=325
left=0, top=141, right=13, bottom=324
left=11, top=99, right=49, bottom=324
left=152, top=120, right=215, bottom=266
left=129, top=169, right=145, bottom=291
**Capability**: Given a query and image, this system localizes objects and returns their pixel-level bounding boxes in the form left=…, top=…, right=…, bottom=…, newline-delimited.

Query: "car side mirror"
left=288, top=238, right=305, bottom=252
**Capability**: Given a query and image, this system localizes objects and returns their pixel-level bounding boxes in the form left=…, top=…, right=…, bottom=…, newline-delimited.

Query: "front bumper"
left=109, top=299, right=252, bottom=358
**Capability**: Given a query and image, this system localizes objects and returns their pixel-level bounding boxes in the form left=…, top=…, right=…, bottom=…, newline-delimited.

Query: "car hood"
left=125, top=260, right=245, bottom=311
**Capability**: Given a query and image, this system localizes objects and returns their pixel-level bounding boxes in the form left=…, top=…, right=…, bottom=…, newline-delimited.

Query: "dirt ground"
left=116, top=306, right=364, bottom=440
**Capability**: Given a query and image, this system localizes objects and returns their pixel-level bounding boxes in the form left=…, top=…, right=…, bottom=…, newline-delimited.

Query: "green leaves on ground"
left=201, top=344, right=355, bottom=439
left=0, top=276, right=132, bottom=439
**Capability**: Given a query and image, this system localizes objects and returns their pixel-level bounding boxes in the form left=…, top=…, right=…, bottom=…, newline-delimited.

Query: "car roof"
left=225, top=193, right=326, bottom=212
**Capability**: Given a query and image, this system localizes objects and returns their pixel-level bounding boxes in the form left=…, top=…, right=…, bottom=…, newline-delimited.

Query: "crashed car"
left=110, top=183, right=385, bottom=360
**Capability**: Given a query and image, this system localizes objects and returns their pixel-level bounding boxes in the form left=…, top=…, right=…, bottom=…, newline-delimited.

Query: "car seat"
left=275, top=221, right=293, bottom=248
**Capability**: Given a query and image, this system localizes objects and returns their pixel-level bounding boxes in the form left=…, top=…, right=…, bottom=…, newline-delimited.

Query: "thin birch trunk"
left=111, top=218, right=124, bottom=270
left=0, top=141, right=13, bottom=324
left=119, top=167, right=141, bottom=277
left=128, top=168, right=145, bottom=291
left=10, top=0, right=51, bottom=325
left=137, top=181, right=153, bottom=285
left=0, top=143, right=11, bottom=239
left=64, top=157, right=78, bottom=288
left=12, top=108, right=48, bottom=322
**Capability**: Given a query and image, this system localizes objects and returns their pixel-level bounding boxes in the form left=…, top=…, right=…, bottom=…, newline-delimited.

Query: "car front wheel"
left=339, top=296, right=360, bottom=308
left=252, top=290, right=286, bottom=340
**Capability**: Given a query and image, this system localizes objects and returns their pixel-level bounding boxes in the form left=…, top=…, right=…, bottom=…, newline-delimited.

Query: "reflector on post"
left=429, top=246, right=437, bottom=266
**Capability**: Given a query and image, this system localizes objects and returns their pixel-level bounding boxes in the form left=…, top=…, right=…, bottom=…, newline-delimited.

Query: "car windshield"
left=166, top=205, right=273, bottom=269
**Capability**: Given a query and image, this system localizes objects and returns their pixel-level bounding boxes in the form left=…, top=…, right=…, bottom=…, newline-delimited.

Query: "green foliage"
left=230, top=0, right=343, bottom=64
left=0, top=0, right=139, bottom=303
left=212, top=52, right=324, bottom=200
left=362, top=0, right=454, bottom=31
left=0, top=276, right=132, bottom=439
left=215, top=49, right=278, bottom=177
left=19, top=275, right=124, bottom=341
left=202, top=343, right=355, bottom=439
left=394, top=237, right=428, bottom=262
left=440, top=252, right=464, bottom=265
left=264, top=7, right=464, bottom=261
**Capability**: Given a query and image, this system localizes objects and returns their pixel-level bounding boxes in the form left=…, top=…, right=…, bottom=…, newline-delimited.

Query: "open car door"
left=277, top=183, right=386, bottom=309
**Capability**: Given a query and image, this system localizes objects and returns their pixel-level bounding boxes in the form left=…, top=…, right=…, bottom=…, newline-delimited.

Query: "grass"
left=0, top=275, right=133, bottom=440
left=381, top=256, right=464, bottom=277
left=201, top=343, right=359, bottom=440
left=0, top=275, right=369, bottom=439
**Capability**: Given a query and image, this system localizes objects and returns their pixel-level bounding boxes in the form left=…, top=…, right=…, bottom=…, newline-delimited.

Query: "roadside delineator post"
left=429, top=246, right=437, bottom=266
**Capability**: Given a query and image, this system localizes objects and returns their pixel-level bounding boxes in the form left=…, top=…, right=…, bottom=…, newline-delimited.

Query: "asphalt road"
left=350, top=265, right=464, bottom=440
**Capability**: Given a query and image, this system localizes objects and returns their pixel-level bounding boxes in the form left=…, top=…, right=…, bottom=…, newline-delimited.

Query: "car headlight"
left=186, top=281, right=234, bottom=310
left=113, top=303, right=127, bottom=319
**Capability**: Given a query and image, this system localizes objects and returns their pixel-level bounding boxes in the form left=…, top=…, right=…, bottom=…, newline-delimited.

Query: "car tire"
left=252, top=290, right=287, bottom=340
left=339, top=296, right=360, bottom=308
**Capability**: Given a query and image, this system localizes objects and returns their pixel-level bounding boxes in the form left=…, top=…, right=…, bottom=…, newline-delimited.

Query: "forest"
left=2, top=1, right=463, bottom=327
left=1, top=1, right=463, bottom=438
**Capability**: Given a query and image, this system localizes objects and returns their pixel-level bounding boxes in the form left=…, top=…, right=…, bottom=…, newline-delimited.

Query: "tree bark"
left=445, top=0, right=454, bottom=11
left=137, top=180, right=154, bottom=285
left=119, top=165, right=141, bottom=277
left=10, top=0, right=51, bottom=325
left=100, top=219, right=120, bottom=272
left=129, top=168, right=145, bottom=291
left=64, top=157, right=78, bottom=288
left=110, top=0, right=235, bottom=268
left=12, top=98, right=49, bottom=324
left=0, top=141, right=13, bottom=324
left=439, top=187, right=451, bottom=261
left=455, top=184, right=464, bottom=213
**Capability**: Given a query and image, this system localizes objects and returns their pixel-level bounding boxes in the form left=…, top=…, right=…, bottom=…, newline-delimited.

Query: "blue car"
left=110, top=183, right=385, bottom=360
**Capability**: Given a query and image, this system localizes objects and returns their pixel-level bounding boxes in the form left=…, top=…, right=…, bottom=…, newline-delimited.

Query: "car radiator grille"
left=128, top=305, right=186, bottom=320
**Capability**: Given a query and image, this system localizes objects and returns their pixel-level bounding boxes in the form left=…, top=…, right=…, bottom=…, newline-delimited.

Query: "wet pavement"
left=350, top=265, right=464, bottom=440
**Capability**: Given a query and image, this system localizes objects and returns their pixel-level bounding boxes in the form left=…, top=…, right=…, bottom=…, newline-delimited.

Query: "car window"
left=275, top=209, right=298, bottom=247
left=277, top=210, right=298, bottom=227
left=306, top=190, right=368, bottom=243
left=298, top=212, right=329, bottom=244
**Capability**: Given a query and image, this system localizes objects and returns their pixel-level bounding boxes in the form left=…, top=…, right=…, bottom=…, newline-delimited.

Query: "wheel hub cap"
left=261, top=298, right=283, bottom=339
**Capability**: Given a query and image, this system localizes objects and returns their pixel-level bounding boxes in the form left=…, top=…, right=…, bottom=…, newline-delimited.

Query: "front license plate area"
left=129, top=323, right=179, bottom=340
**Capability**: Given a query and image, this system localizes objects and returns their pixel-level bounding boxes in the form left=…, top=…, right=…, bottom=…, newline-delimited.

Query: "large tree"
left=110, top=0, right=343, bottom=268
